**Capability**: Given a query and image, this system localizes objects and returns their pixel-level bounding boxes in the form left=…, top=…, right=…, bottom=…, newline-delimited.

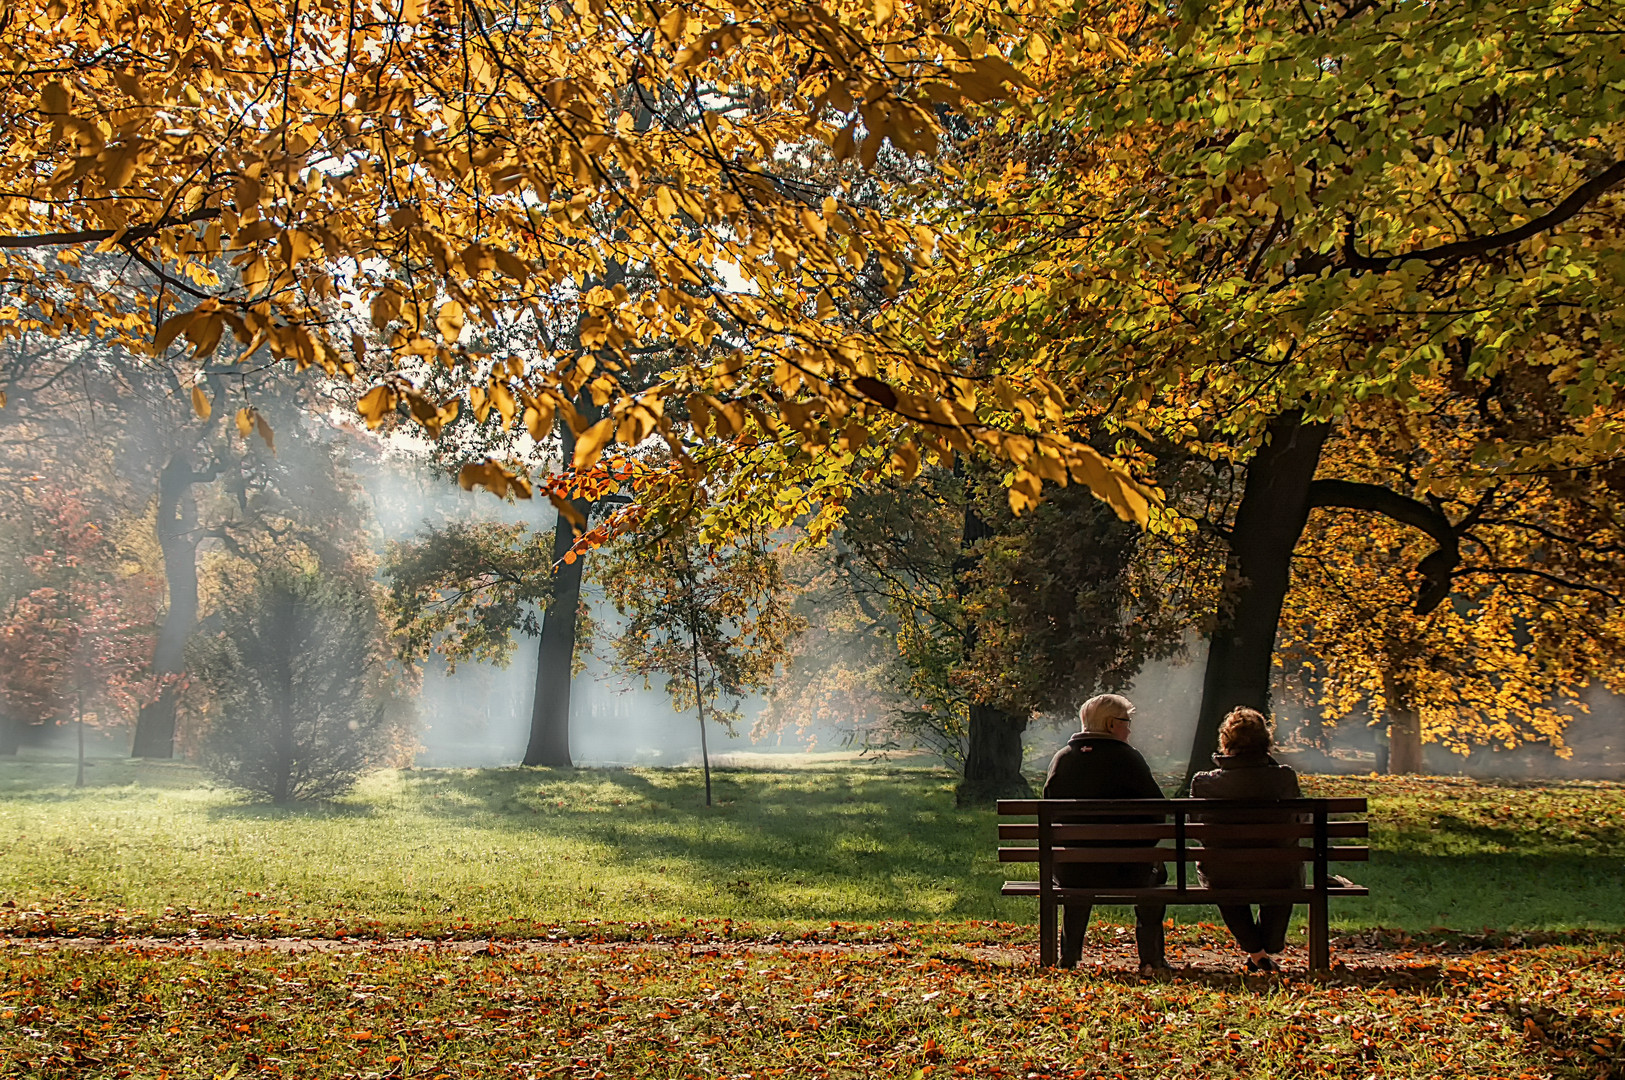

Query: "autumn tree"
left=909, top=0, right=1625, bottom=785
left=0, top=489, right=159, bottom=775
left=597, top=522, right=802, bottom=805
left=0, top=286, right=377, bottom=759
left=384, top=521, right=557, bottom=669
left=1273, top=391, right=1625, bottom=773
left=383, top=514, right=603, bottom=765
left=757, top=462, right=1185, bottom=801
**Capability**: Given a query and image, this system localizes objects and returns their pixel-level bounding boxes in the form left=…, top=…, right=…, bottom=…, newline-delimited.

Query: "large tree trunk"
left=0, top=713, right=20, bottom=756
left=132, top=452, right=202, bottom=759
left=953, top=479, right=1033, bottom=804
left=1182, top=413, right=1331, bottom=793
left=522, top=492, right=589, bottom=768
left=958, top=704, right=1031, bottom=806
left=1383, top=669, right=1426, bottom=774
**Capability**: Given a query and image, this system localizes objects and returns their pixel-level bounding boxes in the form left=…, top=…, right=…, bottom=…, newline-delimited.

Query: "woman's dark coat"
left=1188, top=751, right=1303, bottom=890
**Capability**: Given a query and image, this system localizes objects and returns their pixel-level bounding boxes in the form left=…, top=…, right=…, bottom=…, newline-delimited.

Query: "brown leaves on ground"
left=1, top=936, right=1620, bottom=1080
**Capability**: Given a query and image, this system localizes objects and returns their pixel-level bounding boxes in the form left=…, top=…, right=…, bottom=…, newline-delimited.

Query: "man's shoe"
left=1244, top=956, right=1278, bottom=974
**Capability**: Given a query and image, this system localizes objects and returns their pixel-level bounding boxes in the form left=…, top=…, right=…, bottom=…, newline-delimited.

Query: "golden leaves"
left=572, top=417, right=615, bottom=470
left=39, top=81, right=70, bottom=117
left=434, top=300, right=465, bottom=343
left=153, top=307, right=225, bottom=359
left=258, top=414, right=277, bottom=454
left=356, top=385, right=398, bottom=429
left=0, top=0, right=1142, bottom=537
left=657, top=7, right=687, bottom=40
left=524, top=396, right=557, bottom=443
left=190, top=384, right=212, bottom=421
left=233, top=406, right=276, bottom=452
left=889, top=442, right=919, bottom=480
left=459, top=461, right=532, bottom=500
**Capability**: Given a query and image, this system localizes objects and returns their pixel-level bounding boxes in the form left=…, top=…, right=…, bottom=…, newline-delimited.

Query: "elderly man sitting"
left=1043, top=693, right=1170, bottom=972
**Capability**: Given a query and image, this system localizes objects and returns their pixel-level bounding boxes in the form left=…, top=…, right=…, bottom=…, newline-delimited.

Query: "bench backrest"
left=996, top=798, right=1369, bottom=891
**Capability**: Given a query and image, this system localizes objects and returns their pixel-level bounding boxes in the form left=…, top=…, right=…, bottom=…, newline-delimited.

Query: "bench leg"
left=1039, top=893, right=1058, bottom=967
left=1308, top=894, right=1330, bottom=972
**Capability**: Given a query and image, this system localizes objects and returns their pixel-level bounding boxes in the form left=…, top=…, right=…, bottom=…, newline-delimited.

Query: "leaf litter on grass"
left=2, top=939, right=1621, bottom=1080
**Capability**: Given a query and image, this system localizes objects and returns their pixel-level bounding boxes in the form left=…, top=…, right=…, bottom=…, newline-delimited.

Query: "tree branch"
left=0, top=206, right=220, bottom=250
left=1308, top=478, right=1459, bottom=613
left=1345, top=160, right=1625, bottom=270
left=1454, top=566, right=1622, bottom=605
left=1308, top=479, right=1454, bottom=545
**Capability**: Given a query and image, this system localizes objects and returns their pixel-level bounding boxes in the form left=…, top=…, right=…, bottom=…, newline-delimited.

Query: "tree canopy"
left=6, top=0, right=1625, bottom=780
left=3, top=0, right=1144, bottom=525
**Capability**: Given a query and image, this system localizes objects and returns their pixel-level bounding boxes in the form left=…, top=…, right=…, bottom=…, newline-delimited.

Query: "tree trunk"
left=696, top=700, right=712, bottom=806
left=686, top=586, right=713, bottom=807
left=523, top=389, right=604, bottom=768
left=271, top=589, right=297, bottom=804
left=1182, top=412, right=1331, bottom=793
left=1383, top=670, right=1426, bottom=774
left=0, top=713, right=19, bottom=756
left=957, top=705, right=1032, bottom=806
left=75, top=696, right=85, bottom=788
left=523, top=492, right=590, bottom=768
left=953, top=479, right=1033, bottom=805
left=132, top=452, right=202, bottom=759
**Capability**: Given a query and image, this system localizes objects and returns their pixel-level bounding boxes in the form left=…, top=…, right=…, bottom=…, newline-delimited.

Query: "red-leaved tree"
left=0, top=492, right=160, bottom=779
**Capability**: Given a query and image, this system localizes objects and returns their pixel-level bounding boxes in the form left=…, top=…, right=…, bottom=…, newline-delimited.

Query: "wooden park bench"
left=997, top=797, right=1369, bottom=970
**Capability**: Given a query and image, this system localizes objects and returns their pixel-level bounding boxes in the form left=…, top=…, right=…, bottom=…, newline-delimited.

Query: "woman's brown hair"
left=1217, top=706, right=1272, bottom=755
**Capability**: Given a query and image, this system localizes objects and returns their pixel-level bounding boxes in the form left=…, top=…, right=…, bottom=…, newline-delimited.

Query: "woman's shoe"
left=1244, top=956, right=1278, bottom=974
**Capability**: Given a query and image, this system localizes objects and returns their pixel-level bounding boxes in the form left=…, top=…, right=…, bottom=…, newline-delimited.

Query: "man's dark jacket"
left=1042, top=733, right=1165, bottom=888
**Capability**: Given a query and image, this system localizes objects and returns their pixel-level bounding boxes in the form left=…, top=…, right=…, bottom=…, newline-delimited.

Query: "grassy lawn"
left=3, top=940, right=1621, bottom=1079
left=1, top=759, right=1621, bottom=940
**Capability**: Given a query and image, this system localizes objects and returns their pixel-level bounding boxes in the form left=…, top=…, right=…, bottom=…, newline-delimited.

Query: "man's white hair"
left=1079, top=693, right=1135, bottom=734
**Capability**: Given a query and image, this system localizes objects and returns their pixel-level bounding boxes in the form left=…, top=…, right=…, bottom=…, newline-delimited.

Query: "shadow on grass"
left=395, top=764, right=1004, bottom=918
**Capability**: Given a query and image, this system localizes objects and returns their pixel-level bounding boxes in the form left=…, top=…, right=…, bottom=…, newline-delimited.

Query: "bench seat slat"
left=998, top=822, right=1368, bottom=841
left=1000, top=881, right=1370, bottom=901
left=999, top=845, right=1370, bottom=863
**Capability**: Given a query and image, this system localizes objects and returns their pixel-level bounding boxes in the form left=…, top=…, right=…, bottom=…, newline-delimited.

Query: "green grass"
left=1, top=759, right=1622, bottom=939
left=4, top=941, right=1622, bottom=1079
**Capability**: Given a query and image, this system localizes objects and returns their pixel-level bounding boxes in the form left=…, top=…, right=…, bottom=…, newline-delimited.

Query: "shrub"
left=192, top=567, right=412, bottom=803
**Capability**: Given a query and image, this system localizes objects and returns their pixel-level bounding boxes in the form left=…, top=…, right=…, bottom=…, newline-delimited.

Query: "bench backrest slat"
left=998, top=822, right=1368, bottom=841
left=998, top=797, right=1367, bottom=814
left=997, top=798, right=1370, bottom=874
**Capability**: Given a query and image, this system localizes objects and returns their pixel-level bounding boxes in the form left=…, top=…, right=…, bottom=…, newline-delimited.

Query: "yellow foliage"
left=0, top=0, right=1142, bottom=525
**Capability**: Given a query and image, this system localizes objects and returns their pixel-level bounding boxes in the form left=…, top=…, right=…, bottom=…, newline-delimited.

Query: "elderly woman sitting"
left=1190, top=707, right=1303, bottom=973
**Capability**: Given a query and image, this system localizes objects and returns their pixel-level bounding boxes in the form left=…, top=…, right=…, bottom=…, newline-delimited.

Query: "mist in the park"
left=3, top=1, right=1624, bottom=1078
